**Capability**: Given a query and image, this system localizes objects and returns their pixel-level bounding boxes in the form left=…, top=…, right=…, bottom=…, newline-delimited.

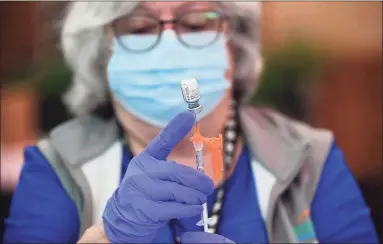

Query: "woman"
left=3, top=2, right=378, bottom=243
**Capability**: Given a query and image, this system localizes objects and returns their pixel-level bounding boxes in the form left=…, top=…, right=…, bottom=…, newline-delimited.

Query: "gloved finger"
left=152, top=200, right=203, bottom=222
left=124, top=195, right=203, bottom=222
left=145, top=111, right=195, bottom=160
left=180, top=232, right=235, bottom=243
left=127, top=175, right=208, bottom=205
left=137, top=156, right=214, bottom=196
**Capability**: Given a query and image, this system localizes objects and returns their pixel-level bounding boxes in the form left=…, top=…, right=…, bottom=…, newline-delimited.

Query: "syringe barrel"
left=192, top=141, right=203, bottom=151
left=195, top=149, right=204, bottom=172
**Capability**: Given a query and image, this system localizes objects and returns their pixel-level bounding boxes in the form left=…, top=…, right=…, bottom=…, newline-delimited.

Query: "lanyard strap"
left=206, top=100, right=239, bottom=234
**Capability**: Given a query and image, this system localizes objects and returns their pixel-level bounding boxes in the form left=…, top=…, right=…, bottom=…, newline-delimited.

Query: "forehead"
left=136, top=1, right=218, bottom=13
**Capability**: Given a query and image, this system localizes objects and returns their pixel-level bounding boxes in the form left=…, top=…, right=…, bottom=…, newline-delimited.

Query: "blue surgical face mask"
left=107, top=30, right=231, bottom=128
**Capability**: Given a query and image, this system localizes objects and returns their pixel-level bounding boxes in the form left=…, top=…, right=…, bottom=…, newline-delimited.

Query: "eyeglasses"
left=112, top=9, right=227, bottom=53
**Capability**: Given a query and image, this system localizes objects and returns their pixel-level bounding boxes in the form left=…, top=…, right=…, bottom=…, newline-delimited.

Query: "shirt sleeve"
left=3, top=146, right=80, bottom=243
left=311, top=142, right=379, bottom=243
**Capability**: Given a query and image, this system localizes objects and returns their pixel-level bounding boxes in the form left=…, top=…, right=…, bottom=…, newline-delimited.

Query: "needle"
left=194, top=113, right=197, bottom=130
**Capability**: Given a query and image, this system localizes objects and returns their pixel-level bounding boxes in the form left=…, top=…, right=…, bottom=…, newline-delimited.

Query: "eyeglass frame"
left=111, top=8, right=229, bottom=53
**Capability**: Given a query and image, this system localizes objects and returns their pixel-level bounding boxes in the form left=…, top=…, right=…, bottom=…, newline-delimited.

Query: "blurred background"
left=0, top=1, right=382, bottom=240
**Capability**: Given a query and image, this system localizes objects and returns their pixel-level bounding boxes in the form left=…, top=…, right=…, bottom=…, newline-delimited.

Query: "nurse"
left=4, top=2, right=379, bottom=243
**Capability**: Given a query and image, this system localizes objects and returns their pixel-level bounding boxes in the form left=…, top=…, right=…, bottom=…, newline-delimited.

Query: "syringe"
left=192, top=125, right=209, bottom=232
left=180, top=78, right=210, bottom=232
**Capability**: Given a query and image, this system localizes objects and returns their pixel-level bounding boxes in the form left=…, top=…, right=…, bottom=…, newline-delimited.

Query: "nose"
left=163, top=22, right=174, bottom=30
left=160, top=9, right=176, bottom=30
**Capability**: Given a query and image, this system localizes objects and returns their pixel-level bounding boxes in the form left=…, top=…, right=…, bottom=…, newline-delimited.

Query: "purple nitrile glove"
left=102, top=111, right=214, bottom=243
left=181, top=232, right=235, bottom=243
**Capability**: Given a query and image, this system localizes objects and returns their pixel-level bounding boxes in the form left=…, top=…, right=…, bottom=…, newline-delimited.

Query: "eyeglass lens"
left=114, top=10, right=222, bottom=52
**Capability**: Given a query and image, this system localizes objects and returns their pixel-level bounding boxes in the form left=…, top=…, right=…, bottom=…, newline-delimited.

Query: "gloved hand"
left=181, top=232, right=235, bottom=243
left=102, top=111, right=214, bottom=243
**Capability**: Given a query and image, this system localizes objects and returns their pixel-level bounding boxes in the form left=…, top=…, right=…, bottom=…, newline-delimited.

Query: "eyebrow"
left=175, top=2, right=216, bottom=12
left=131, top=2, right=218, bottom=19
left=175, top=2, right=197, bottom=12
left=132, top=5, right=160, bottom=17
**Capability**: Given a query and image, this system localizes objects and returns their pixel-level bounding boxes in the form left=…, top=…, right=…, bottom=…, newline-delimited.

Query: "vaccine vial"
left=180, top=78, right=202, bottom=114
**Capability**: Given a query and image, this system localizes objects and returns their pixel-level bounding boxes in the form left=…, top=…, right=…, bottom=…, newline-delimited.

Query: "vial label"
left=181, top=78, right=200, bottom=102
left=181, top=86, right=200, bottom=101
left=188, top=89, right=200, bottom=100
left=185, top=87, right=190, bottom=99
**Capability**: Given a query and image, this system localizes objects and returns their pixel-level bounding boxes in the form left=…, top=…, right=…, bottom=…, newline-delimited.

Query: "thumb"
left=145, top=111, right=195, bottom=160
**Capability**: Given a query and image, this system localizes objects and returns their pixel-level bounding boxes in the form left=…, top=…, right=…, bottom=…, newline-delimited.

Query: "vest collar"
left=239, top=106, right=310, bottom=183
left=49, top=116, right=119, bottom=168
